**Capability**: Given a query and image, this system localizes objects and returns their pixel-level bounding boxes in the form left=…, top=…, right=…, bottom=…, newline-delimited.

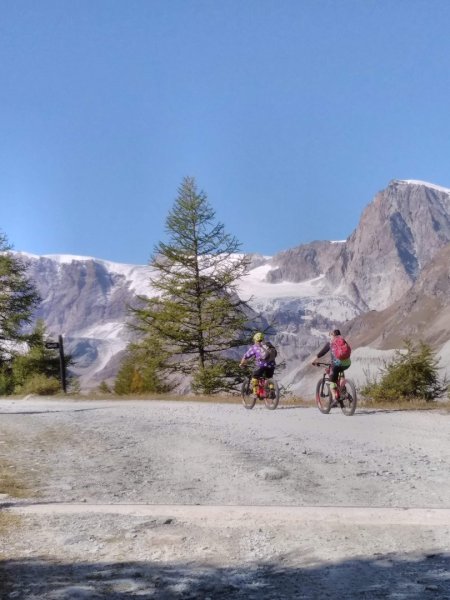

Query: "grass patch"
left=0, top=426, right=49, bottom=500
left=0, top=459, right=30, bottom=499
left=358, top=396, right=450, bottom=412
left=0, top=511, right=21, bottom=536
left=58, top=390, right=313, bottom=406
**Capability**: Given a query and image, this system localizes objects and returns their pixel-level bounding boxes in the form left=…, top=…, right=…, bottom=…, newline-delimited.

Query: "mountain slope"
left=346, top=242, right=450, bottom=350
left=16, top=179, right=450, bottom=395
left=20, top=252, right=361, bottom=391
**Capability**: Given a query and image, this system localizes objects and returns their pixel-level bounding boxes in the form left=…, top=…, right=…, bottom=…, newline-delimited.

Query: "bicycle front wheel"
left=339, top=378, right=357, bottom=416
left=241, top=377, right=256, bottom=409
left=264, top=379, right=280, bottom=410
left=315, top=378, right=331, bottom=414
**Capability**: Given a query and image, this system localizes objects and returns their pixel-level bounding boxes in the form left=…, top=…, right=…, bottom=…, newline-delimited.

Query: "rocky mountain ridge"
left=17, top=179, right=450, bottom=394
left=346, top=242, right=450, bottom=351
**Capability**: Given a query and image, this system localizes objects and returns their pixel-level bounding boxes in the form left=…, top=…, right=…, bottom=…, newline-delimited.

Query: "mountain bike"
left=313, top=362, right=357, bottom=416
left=241, top=375, right=280, bottom=410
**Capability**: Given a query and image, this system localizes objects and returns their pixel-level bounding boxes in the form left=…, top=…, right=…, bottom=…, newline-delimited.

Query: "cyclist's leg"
left=259, top=366, right=275, bottom=388
left=252, top=366, right=265, bottom=394
left=329, top=365, right=340, bottom=399
left=263, top=366, right=276, bottom=398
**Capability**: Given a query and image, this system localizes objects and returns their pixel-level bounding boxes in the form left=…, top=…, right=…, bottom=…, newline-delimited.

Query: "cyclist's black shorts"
left=253, top=365, right=275, bottom=379
left=329, top=363, right=350, bottom=384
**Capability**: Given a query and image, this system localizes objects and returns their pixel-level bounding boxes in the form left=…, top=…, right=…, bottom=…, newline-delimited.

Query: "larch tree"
left=130, top=176, right=252, bottom=394
left=0, top=231, right=40, bottom=361
left=0, top=231, right=41, bottom=394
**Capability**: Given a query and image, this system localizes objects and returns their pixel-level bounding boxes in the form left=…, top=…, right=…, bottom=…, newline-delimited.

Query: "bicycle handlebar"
left=313, top=362, right=331, bottom=367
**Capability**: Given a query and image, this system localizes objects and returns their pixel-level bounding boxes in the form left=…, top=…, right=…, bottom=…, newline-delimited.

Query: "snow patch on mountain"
left=77, top=321, right=128, bottom=340
left=238, top=266, right=327, bottom=300
left=399, top=180, right=450, bottom=194
left=19, top=252, right=155, bottom=298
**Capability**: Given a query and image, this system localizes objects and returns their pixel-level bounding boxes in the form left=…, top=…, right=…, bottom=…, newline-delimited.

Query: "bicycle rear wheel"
left=339, top=378, right=357, bottom=416
left=241, top=377, right=256, bottom=409
left=264, top=379, right=279, bottom=410
left=315, top=378, right=331, bottom=414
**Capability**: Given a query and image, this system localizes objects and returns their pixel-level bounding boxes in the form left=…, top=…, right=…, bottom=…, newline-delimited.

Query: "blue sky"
left=1, top=0, right=450, bottom=264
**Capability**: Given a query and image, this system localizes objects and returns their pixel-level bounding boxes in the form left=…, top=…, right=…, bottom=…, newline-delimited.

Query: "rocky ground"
left=0, top=397, right=449, bottom=599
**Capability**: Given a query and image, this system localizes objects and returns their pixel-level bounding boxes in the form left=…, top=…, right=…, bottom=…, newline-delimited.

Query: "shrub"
left=0, top=366, right=14, bottom=395
left=98, top=381, right=111, bottom=394
left=192, top=364, right=226, bottom=395
left=361, top=339, right=448, bottom=402
left=114, top=349, right=171, bottom=395
left=17, top=374, right=61, bottom=396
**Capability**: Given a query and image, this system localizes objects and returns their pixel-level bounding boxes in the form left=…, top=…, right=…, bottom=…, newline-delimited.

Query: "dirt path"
left=1, top=397, right=449, bottom=598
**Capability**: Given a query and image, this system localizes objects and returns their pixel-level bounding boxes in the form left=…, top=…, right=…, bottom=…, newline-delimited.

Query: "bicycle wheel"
left=241, top=377, right=256, bottom=409
left=264, top=379, right=280, bottom=410
left=315, top=378, right=331, bottom=414
left=339, top=378, right=357, bottom=416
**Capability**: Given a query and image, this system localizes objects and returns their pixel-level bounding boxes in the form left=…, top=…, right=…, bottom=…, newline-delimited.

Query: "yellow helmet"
left=253, top=332, right=264, bottom=342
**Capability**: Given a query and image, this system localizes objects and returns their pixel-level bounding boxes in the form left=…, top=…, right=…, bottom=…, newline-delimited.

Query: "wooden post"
left=58, top=335, right=67, bottom=393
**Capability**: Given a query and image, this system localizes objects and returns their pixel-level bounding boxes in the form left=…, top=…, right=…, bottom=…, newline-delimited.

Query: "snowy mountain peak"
left=394, top=179, right=450, bottom=194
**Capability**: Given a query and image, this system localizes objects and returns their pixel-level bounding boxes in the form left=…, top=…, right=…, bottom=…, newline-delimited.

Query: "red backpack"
left=331, top=336, right=351, bottom=360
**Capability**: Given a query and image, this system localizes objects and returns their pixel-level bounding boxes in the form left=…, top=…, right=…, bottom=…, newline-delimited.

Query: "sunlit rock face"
left=326, top=180, right=450, bottom=311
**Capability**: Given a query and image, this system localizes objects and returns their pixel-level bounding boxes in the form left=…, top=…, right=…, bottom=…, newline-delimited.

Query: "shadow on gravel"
left=274, top=405, right=307, bottom=410
left=0, top=407, right=111, bottom=416
left=1, top=552, right=449, bottom=599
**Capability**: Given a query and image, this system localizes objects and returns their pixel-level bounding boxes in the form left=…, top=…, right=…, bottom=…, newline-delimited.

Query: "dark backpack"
left=331, top=336, right=351, bottom=360
left=261, top=341, right=277, bottom=362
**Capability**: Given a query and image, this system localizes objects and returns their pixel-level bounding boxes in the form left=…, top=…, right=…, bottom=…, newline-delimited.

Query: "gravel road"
left=0, top=397, right=449, bottom=599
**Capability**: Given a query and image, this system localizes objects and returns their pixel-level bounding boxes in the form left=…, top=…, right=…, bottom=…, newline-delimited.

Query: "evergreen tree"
left=114, top=336, right=172, bottom=395
left=0, top=231, right=40, bottom=361
left=362, top=339, right=448, bottom=402
left=131, top=177, right=251, bottom=393
left=11, top=320, right=72, bottom=394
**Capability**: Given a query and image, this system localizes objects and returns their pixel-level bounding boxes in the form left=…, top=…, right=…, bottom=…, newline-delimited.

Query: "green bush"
left=69, top=378, right=81, bottom=394
left=17, top=374, right=61, bottom=396
left=114, top=347, right=171, bottom=395
left=192, top=364, right=226, bottom=395
left=1, top=320, right=73, bottom=396
left=0, top=364, right=14, bottom=395
left=97, top=381, right=111, bottom=394
left=361, top=339, right=448, bottom=402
